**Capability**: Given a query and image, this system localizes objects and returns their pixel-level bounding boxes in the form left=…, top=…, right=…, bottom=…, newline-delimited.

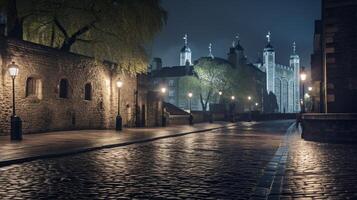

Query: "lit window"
left=26, top=77, right=42, bottom=99
left=168, top=80, right=174, bottom=87
left=168, top=90, right=174, bottom=97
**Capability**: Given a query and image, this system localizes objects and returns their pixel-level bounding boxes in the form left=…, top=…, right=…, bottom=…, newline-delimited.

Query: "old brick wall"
left=0, top=38, right=138, bottom=134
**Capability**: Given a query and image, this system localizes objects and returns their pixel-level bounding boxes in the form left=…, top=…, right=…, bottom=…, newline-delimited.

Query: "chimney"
left=152, top=57, right=162, bottom=71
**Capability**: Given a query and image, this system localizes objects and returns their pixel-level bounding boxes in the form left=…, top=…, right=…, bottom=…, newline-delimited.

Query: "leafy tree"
left=178, top=76, right=201, bottom=110
left=194, top=57, right=232, bottom=111
left=1, top=0, right=167, bottom=74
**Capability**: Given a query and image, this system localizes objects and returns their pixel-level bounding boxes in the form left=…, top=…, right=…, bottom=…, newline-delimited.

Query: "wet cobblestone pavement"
left=0, top=121, right=290, bottom=199
left=280, top=131, right=357, bottom=199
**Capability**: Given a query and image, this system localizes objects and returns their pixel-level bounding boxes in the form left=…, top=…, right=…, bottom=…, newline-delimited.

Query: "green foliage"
left=178, top=76, right=201, bottom=109
left=3, top=0, right=167, bottom=74
left=225, top=65, right=259, bottom=100
left=194, top=57, right=232, bottom=111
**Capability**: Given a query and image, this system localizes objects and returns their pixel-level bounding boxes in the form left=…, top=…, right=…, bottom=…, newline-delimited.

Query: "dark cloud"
left=151, top=0, right=321, bottom=68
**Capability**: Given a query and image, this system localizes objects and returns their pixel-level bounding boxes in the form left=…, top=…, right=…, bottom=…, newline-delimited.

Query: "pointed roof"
left=234, top=34, right=244, bottom=51
left=264, top=32, right=274, bottom=51
left=180, top=34, right=191, bottom=53
left=290, top=42, right=300, bottom=59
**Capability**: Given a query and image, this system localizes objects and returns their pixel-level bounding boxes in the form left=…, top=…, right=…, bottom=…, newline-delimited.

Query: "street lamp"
left=308, top=86, right=313, bottom=92
left=218, top=91, right=223, bottom=103
left=230, top=95, right=236, bottom=122
left=300, top=68, right=307, bottom=113
left=161, top=87, right=167, bottom=127
left=8, top=62, right=22, bottom=140
left=116, top=80, right=123, bottom=131
left=247, top=96, right=253, bottom=121
left=188, top=92, right=194, bottom=125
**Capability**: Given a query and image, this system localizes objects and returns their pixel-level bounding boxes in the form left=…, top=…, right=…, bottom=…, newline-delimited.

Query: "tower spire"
left=266, top=31, right=271, bottom=43
left=208, top=43, right=214, bottom=58
left=183, top=34, right=188, bottom=46
left=293, top=41, right=296, bottom=54
left=232, top=34, right=240, bottom=47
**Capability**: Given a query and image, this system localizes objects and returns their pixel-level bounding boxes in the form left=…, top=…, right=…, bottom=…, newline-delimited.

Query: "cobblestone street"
left=0, top=121, right=290, bottom=199
left=280, top=131, right=357, bottom=199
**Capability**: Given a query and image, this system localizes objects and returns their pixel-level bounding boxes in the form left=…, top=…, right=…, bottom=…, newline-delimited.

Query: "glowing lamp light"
left=300, top=73, right=307, bottom=81
left=308, top=87, right=313, bottom=92
left=248, top=96, right=252, bottom=101
left=8, top=62, right=19, bottom=78
left=161, top=87, right=167, bottom=94
left=188, top=92, right=193, bottom=98
left=231, top=96, right=235, bottom=100
left=218, top=91, right=223, bottom=96
left=255, top=103, right=259, bottom=106
left=116, top=80, right=123, bottom=88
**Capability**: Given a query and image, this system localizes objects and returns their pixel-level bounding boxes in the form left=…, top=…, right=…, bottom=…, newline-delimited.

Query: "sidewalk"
left=0, top=122, right=235, bottom=167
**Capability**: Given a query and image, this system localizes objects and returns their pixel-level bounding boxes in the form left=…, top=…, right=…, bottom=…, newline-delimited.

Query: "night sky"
left=151, top=0, right=321, bottom=68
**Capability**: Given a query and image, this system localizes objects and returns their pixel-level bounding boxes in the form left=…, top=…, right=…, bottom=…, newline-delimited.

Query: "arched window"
left=26, top=77, right=42, bottom=99
left=84, top=83, right=92, bottom=101
left=59, top=79, right=69, bottom=98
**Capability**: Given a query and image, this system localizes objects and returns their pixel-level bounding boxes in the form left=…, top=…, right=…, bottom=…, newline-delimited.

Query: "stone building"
left=0, top=37, right=158, bottom=135
left=319, top=0, right=357, bottom=113
left=252, top=33, right=301, bottom=113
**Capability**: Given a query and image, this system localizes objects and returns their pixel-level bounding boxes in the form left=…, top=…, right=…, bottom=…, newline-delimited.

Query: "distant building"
left=180, top=34, right=192, bottom=66
left=319, top=0, right=357, bottom=113
left=149, top=64, right=199, bottom=111
left=238, top=32, right=301, bottom=113
left=151, top=33, right=300, bottom=113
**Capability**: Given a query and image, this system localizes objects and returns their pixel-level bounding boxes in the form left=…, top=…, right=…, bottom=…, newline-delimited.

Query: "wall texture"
left=0, top=38, right=144, bottom=134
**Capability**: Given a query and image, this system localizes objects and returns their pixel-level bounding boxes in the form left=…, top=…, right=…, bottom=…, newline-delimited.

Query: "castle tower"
left=263, top=32, right=276, bottom=94
left=227, top=34, right=246, bottom=68
left=180, top=34, right=192, bottom=66
left=290, top=42, right=301, bottom=112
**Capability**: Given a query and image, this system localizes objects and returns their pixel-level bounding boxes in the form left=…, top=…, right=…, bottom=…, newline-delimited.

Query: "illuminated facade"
left=262, top=33, right=301, bottom=113
left=180, top=34, right=192, bottom=66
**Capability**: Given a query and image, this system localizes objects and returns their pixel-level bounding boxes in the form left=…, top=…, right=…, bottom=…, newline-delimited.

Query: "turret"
left=227, top=34, right=246, bottom=68
left=290, top=42, right=301, bottom=112
left=180, top=34, right=192, bottom=66
left=263, top=32, right=276, bottom=94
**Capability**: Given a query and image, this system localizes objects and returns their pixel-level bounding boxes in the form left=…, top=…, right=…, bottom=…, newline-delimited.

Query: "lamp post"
left=300, top=68, right=307, bottom=113
left=188, top=92, right=193, bottom=125
left=116, top=80, right=123, bottom=131
left=248, top=96, right=252, bottom=121
left=8, top=62, right=22, bottom=141
left=230, top=96, right=235, bottom=122
left=218, top=91, right=222, bottom=103
left=161, top=87, right=167, bottom=127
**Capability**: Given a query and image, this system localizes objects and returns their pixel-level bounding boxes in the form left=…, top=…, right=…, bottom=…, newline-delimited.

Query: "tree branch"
left=54, top=17, right=69, bottom=39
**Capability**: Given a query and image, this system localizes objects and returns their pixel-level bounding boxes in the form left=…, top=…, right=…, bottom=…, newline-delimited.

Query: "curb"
left=250, top=122, right=296, bottom=200
left=0, top=124, right=237, bottom=168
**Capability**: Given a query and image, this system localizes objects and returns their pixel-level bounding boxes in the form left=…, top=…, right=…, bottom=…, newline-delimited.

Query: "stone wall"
left=302, top=113, right=357, bottom=143
left=0, top=38, right=141, bottom=134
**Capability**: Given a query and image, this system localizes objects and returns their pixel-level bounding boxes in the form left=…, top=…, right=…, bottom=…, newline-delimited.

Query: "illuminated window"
left=26, top=77, right=42, bottom=99
left=168, top=90, right=174, bottom=97
left=168, top=80, right=174, bottom=87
